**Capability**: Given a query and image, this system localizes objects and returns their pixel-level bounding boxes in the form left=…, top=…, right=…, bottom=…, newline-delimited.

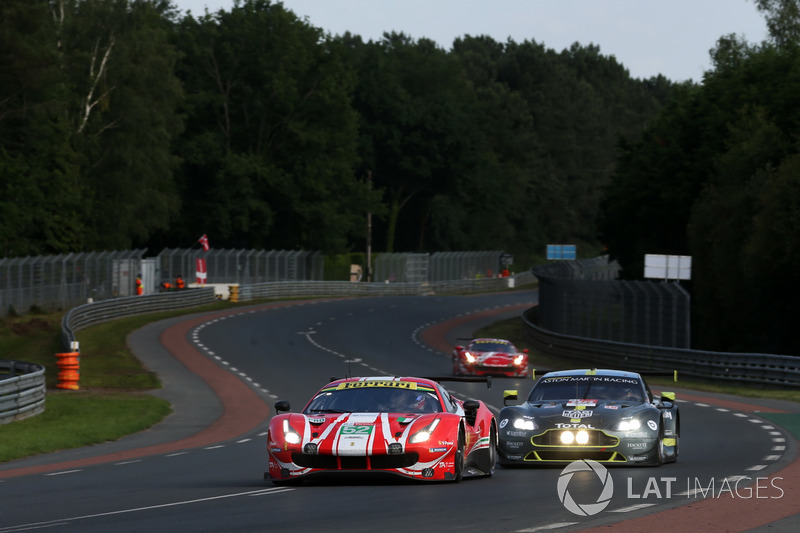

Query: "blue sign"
left=547, top=244, right=576, bottom=260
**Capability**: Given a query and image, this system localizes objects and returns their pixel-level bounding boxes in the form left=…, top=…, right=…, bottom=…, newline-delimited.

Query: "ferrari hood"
left=288, top=412, right=437, bottom=455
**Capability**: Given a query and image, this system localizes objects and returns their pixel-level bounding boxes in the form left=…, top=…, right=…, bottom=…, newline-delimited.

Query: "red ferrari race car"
left=265, top=376, right=497, bottom=484
left=452, top=338, right=529, bottom=377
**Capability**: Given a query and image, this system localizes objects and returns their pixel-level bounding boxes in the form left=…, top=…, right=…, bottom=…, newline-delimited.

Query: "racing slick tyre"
left=655, top=424, right=679, bottom=465
left=452, top=427, right=466, bottom=482
left=479, top=423, right=498, bottom=477
left=657, top=417, right=679, bottom=465
left=656, top=428, right=665, bottom=466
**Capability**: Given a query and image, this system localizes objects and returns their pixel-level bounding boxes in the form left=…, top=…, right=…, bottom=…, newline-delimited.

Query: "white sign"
left=644, top=254, right=692, bottom=280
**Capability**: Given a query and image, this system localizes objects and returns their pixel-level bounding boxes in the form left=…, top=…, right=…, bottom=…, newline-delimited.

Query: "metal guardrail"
left=522, top=307, right=800, bottom=389
left=61, top=288, right=218, bottom=349
left=61, top=273, right=535, bottom=349
left=6, top=271, right=534, bottom=425
left=0, top=360, right=46, bottom=424
left=233, top=274, right=533, bottom=301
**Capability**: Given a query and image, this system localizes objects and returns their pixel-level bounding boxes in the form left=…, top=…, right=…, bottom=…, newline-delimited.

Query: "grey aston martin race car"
left=498, top=369, right=679, bottom=466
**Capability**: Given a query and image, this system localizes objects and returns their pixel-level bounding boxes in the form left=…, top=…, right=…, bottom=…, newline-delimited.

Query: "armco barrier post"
left=55, top=352, right=80, bottom=390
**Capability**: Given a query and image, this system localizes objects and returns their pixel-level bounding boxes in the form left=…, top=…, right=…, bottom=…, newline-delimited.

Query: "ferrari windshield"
left=528, top=375, right=645, bottom=403
left=470, top=341, right=515, bottom=353
left=305, top=382, right=443, bottom=414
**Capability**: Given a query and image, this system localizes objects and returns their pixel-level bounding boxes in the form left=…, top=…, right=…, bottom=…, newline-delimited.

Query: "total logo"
left=557, top=460, right=614, bottom=516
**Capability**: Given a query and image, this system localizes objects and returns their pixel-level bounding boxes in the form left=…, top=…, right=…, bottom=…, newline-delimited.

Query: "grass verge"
left=0, top=302, right=236, bottom=463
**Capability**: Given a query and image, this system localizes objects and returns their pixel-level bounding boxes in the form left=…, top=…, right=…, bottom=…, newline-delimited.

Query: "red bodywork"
left=266, top=376, right=496, bottom=483
left=452, top=338, right=529, bottom=377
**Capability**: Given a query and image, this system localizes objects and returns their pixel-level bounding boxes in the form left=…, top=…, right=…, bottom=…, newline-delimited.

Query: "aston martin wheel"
left=657, top=431, right=666, bottom=466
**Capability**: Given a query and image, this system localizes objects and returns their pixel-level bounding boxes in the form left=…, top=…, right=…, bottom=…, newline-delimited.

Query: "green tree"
left=58, top=0, right=183, bottom=249
left=174, top=0, right=371, bottom=252
left=0, top=0, right=83, bottom=256
left=600, top=2, right=800, bottom=354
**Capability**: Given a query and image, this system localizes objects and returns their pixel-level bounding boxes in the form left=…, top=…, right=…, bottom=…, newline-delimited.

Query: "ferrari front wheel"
left=452, top=427, right=466, bottom=482
left=481, top=423, right=498, bottom=477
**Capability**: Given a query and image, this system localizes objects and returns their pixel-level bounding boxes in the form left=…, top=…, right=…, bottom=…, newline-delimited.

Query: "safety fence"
left=2, top=249, right=516, bottom=318
left=373, top=251, right=508, bottom=283
left=0, top=360, right=46, bottom=424
left=530, top=255, right=621, bottom=280
left=0, top=250, right=146, bottom=317
left=522, top=307, right=800, bottom=389
left=232, top=273, right=533, bottom=302
left=61, top=288, right=218, bottom=349
left=62, top=273, right=534, bottom=349
left=532, top=257, right=690, bottom=349
left=156, top=249, right=325, bottom=287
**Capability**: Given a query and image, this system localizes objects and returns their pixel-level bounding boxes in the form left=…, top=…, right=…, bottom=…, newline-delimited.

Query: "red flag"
left=196, top=258, right=207, bottom=285
left=198, top=234, right=209, bottom=251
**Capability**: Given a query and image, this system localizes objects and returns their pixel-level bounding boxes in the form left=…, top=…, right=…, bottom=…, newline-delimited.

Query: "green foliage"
left=1, top=0, right=666, bottom=262
left=600, top=4, right=800, bottom=355
left=0, top=393, right=170, bottom=463
left=324, top=252, right=367, bottom=281
left=173, top=0, right=368, bottom=252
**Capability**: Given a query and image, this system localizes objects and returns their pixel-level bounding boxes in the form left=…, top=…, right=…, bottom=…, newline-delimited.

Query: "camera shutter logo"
left=557, top=459, right=614, bottom=516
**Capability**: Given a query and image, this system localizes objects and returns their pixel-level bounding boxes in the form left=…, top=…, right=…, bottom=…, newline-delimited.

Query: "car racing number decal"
left=340, top=425, right=374, bottom=435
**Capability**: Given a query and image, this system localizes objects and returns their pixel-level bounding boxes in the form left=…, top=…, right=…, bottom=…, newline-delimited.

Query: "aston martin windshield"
left=528, top=375, right=645, bottom=403
left=305, top=381, right=443, bottom=414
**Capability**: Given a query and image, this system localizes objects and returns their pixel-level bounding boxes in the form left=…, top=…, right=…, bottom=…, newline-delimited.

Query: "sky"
left=172, top=0, right=770, bottom=82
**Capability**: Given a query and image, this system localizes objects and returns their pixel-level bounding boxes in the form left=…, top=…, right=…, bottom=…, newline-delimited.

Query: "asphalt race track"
left=1, top=291, right=799, bottom=532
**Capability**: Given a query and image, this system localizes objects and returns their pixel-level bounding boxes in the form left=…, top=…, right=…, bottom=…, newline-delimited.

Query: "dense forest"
left=2, top=0, right=798, bottom=355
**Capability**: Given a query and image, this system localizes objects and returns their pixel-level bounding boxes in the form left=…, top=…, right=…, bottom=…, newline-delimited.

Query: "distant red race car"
left=265, top=376, right=497, bottom=484
left=452, top=338, right=529, bottom=377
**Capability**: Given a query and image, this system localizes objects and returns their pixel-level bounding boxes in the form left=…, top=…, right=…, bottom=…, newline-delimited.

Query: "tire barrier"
left=55, top=352, right=80, bottom=391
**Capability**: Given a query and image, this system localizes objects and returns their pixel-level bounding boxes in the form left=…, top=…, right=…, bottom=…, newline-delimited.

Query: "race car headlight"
left=513, top=418, right=536, bottom=431
left=514, top=355, right=525, bottom=365
left=615, top=419, right=641, bottom=431
left=283, top=419, right=301, bottom=444
left=410, top=419, right=440, bottom=443
left=560, top=430, right=590, bottom=445
left=465, top=352, right=476, bottom=364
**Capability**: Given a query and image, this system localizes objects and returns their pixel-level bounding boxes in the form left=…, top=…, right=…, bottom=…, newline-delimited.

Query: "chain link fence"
left=1, top=249, right=513, bottom=317
left=374, top=251, right=507, bottom=283
left=156, top=249, right=324, bottom=286
left=532, top=256, right=691, bottom=349
left=0, top=250, right=146, bottom=317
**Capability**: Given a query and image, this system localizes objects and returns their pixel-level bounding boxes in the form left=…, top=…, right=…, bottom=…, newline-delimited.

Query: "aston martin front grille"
left=532, top=429, right=618, bottom=447
left=528, top=450, right=627, bottom=462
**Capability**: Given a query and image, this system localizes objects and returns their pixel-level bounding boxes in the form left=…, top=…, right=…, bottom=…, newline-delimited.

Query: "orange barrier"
left=55, top=352, right=80, bottom=390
